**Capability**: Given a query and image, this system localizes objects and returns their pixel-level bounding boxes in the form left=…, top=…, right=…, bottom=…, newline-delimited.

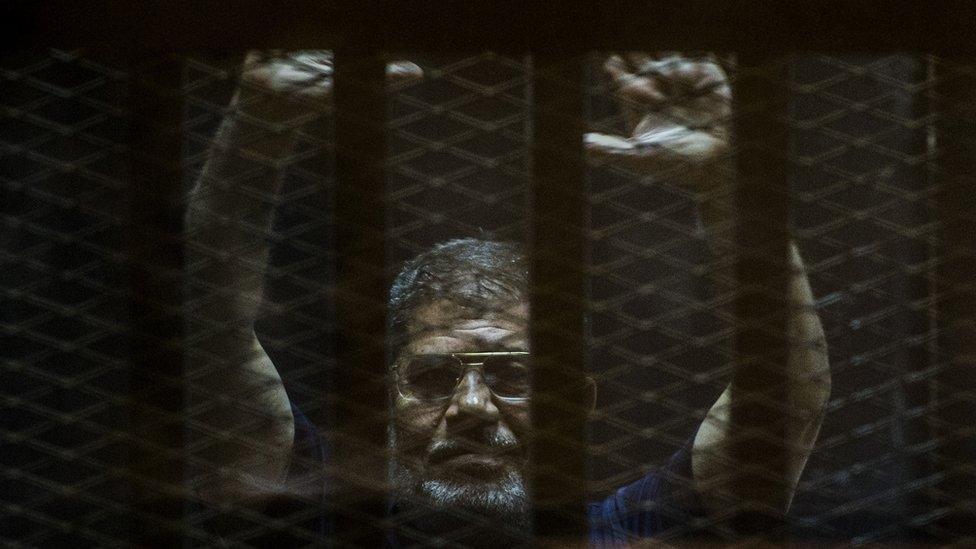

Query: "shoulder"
left=588, top=441, right=703, bottom=542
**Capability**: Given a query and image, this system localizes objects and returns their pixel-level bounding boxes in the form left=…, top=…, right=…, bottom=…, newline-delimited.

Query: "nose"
left=444, top=368, right=499, bottom=422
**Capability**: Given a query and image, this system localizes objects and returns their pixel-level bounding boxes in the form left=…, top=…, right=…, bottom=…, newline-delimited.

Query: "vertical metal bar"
left=126, top=52, right=186, bottom=545
left=332, top=50, right=389, bottom=547
left=529, top=54, right=589, bottom=544
left=896, top=54, right=938, bottom=540
left=730, top=53, right=793, bottom=538
left=923, top=54, right=942, bottom=539
left=932, top=54, right=976, bottom=543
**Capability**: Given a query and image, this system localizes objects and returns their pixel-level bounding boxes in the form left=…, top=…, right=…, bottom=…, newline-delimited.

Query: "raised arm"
left=586, top=53, right=830, bottom=514
left=185, top=52, right=420, bottom=503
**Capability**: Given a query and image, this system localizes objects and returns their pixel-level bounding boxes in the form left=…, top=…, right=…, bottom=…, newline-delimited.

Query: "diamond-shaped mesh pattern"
left=2, top=50, right=135, bottom=547
left=3, top=49, right=974, bottom=546
left=788, top=55, right=935, bottom=543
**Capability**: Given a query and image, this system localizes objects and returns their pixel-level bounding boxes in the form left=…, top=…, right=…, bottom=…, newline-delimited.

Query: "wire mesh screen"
left=2, top=51, right=135, bottom=546
left=3, top=49, right=975, bottom=546
left=788, top=55, right=934, bottom=542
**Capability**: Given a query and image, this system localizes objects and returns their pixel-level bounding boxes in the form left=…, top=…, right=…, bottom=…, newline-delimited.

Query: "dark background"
left=2, top=50, right=938, bottom=544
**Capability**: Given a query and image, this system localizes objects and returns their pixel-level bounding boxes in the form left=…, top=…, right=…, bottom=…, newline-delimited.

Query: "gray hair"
left=387, top=238, right=528, bottom=361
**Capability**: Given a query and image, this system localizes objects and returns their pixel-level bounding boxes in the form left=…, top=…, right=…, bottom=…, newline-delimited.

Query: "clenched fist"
left=586, top=53, right=732, bottom=193
left=234, top=50, right=423, bottom=125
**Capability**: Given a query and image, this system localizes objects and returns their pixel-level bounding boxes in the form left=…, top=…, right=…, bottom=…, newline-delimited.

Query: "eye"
left=404, top=355, right=460, bottom=400
left=483, top=356, right=530, bottom=398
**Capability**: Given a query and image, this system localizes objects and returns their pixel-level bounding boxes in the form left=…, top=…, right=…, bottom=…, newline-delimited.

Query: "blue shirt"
left=287, top=406, right=701, bottom=547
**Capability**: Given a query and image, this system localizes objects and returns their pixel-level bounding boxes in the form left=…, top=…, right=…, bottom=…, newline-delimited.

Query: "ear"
left=584, top=376, right=597, bottom=415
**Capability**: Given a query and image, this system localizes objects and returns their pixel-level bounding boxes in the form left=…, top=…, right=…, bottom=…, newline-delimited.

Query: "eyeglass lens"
left=402, top=355, right=530, bottom=400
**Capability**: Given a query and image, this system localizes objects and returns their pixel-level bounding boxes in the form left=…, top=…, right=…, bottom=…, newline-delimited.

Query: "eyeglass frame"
left=392, top=351, right=531, bottom=403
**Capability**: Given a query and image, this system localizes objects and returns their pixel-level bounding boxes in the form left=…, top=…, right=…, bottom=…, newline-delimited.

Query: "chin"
left=424, top=469, right=527, bottom=519
left=395, top=460, right=530, bottom=529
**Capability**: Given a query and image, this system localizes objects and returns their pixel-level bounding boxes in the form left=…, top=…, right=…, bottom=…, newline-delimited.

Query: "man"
left=186, top=51, right=830, bottom=545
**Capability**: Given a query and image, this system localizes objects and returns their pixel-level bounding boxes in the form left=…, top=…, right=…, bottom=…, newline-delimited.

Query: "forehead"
left=404, top=299, right=529, bottom=353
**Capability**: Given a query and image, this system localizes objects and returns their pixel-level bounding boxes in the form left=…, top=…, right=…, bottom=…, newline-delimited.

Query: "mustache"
left=427, top=432, right=523, bottom=465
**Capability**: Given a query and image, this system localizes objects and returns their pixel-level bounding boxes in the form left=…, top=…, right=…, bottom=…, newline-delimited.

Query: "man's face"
left=391, top=298, right=531, bottom=522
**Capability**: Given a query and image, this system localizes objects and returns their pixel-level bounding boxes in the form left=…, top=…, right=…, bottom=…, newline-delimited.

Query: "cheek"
left=501, top=405, right=532, bottom=437
left=395, top=402, right=444, bottom=442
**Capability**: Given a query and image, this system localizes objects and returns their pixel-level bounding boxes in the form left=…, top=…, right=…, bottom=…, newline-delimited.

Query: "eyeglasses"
left=394, top=351, right=531, bottom=403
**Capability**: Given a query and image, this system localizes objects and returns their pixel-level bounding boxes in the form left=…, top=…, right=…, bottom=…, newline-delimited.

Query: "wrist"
left=232, top=85, right=328, bottom=127
left=213, top=101, right=306, bottom=164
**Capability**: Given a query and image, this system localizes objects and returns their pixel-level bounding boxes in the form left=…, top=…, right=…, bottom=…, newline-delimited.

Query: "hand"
left=585, top=53, right=732, bottom=191
left=604, top=53, right=731, bottom=137
left=234, top=50, right=423, bottom=125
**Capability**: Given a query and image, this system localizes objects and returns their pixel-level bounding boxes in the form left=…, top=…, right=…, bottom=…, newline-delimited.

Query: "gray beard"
left=402, top=464, right=528, bottom=521
left=389, top=431, right=531, bottom=539
left=391, top=463, right=532, bottom=545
